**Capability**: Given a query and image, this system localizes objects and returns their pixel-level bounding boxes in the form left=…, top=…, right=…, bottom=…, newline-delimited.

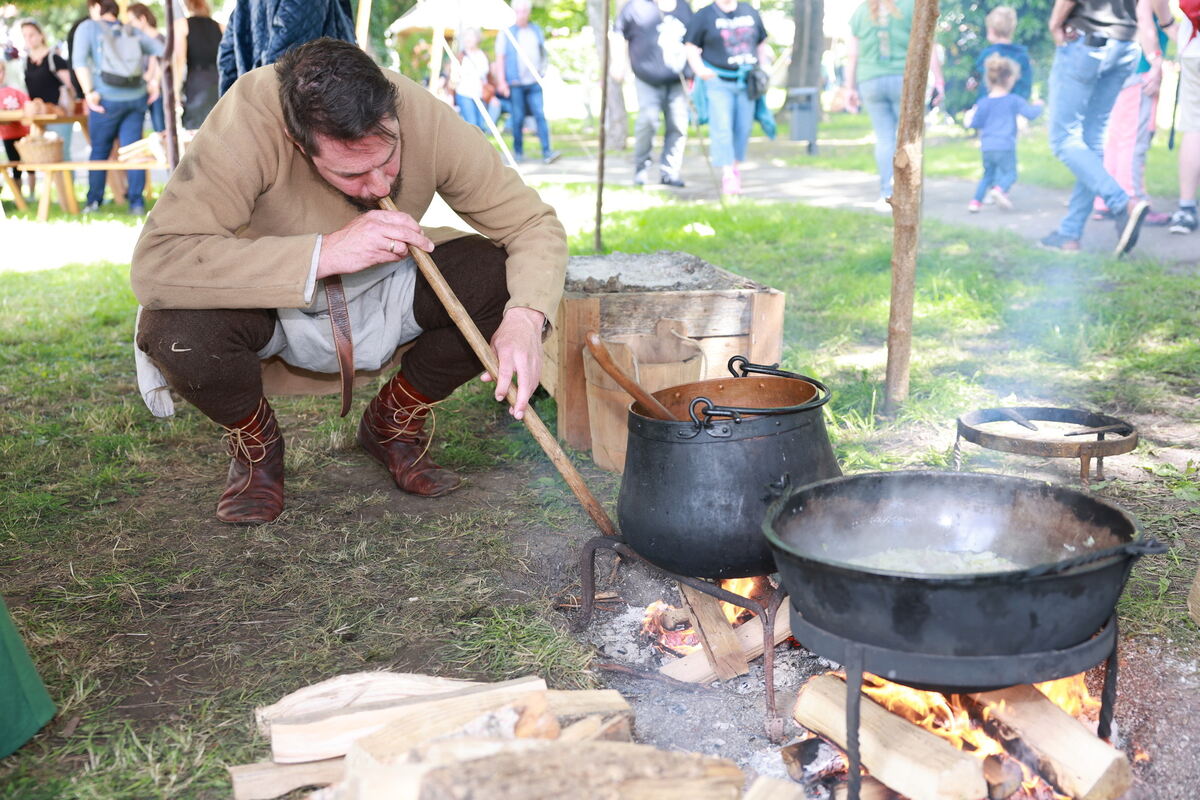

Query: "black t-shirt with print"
left=684, top=1, right=766, bottom=72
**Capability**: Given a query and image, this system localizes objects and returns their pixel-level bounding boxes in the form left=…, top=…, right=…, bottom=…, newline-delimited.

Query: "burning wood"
left=641, top=577, right=765, bottom=658
left=791, top=671, right=1132, bottom=800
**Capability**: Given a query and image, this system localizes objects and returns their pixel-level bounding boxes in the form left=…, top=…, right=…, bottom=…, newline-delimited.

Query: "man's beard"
left=346, top=171, right=404, bottom=212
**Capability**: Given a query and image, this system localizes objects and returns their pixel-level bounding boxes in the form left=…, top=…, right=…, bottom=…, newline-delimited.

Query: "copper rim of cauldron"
left=956, top=406, right=1137, bottom=460
left=631, top=374, right=829, bottom=422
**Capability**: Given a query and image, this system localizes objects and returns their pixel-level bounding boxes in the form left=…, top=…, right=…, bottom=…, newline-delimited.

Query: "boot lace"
left=221, top=399, right=280, bottom=497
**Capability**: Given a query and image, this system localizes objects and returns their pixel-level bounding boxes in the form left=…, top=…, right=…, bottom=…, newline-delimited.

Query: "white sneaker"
left=872, top=196, right=892, bottom=213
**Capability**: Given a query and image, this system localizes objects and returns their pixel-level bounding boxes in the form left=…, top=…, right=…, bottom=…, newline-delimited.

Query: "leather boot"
left=216, top=397, right=285, bottom=524
left=358, top=373, right=462, bottom=497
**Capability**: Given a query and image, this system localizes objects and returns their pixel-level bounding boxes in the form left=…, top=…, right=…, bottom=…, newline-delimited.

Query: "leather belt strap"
left=324, top=275, right=354, bottom=417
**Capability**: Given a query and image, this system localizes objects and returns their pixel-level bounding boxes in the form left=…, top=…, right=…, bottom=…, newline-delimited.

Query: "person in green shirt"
left=845, top=0, right=944, bottom=209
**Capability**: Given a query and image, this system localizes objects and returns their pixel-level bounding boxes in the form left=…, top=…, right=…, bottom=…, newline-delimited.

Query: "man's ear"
left=284, top=130, right=306, bottom=157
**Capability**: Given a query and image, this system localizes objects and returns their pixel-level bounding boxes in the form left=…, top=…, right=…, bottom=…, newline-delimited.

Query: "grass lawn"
left=2, top=196, right=1197, bottom=797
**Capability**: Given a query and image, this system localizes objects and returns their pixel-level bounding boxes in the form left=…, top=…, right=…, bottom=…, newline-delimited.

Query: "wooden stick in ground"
left=378, top=197, right=617, bottom=537
left=882, top=0, right=939, bottom=415
left=792, top=674, right=987, bottom=800
left=966, top=685, right=1132, bottom=800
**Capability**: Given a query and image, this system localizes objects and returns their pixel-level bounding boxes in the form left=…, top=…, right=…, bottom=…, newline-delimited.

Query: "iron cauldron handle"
left=688, top=356, right=832, bottom=424
left=1023, top=537, right=1168, bottom=579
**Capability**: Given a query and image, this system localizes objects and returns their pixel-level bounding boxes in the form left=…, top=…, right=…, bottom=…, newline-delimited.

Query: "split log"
left=780, top=736, right=845, bottom=783
left=660, top=602, right=792, bottom=683
left=679, top=585, right=750, bottom=680
left=548, top=688, right=633, bottom=740
left=982, top=754, right=1023, bottom=800
left=967, top=685, right=1132, bottom=800
left=792, top=674, right=987, bottom=800
left=228, top=758, right=345, bottom=800
left=743, top=776, right=806, bottom=800
left=269, top=675, right=545, bottom=763
left=255, top=672, right=480, bottom=737
left=413, top=740, right=742, bottom=800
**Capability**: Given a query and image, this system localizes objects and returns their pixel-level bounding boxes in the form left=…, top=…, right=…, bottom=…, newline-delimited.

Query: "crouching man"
left=131, top=38, right=566, bottom=524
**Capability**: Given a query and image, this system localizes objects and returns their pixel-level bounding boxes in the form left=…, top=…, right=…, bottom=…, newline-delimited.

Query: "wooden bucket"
left=582, top=318, right=704, bottom=473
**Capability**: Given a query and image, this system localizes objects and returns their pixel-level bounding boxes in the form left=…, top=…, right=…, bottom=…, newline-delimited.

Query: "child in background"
left=0, top=60, right=31, bottom=194
left=969, top=6, right=1032, bottom=101
left=966, top=55, right=1043, bottom=213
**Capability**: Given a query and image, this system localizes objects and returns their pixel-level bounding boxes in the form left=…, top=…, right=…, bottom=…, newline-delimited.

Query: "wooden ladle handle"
left=585, top=331, right=678, bottom=422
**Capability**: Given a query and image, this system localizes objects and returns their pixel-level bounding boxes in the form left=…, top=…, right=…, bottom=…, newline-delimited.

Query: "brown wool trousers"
left=137, top=236, right=511, bottom=426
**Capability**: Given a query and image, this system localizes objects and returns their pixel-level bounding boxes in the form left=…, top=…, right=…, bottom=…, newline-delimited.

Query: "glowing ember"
left=1132, top=744, right=1151, bottom=764
left=640, top=578, right=763, bottom=655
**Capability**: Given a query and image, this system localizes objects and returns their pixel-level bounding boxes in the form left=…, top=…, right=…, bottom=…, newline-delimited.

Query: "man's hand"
left=318, top=209, right=435, bottom=280
left=83, top=89, right=104, bottom=113
left=480, top=306, right=545, bottom=420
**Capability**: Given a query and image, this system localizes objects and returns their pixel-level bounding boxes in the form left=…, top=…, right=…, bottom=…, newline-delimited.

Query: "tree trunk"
left=882, top=0, right=938, bottom=416
left=589, top=0, right=628, bottom=150
left=786, top=0, right=825, bottom=91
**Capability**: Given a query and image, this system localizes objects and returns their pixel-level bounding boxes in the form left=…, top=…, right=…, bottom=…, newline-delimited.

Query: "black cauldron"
left=763, top=471, right=1165, bottom=656
left=617, top=358, right=841, bottom=578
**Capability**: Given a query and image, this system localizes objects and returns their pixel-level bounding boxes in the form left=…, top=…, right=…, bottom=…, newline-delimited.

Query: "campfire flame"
left=641, top=578, right=763, bottom=656
left=852, top=672, right=1103, bottom=800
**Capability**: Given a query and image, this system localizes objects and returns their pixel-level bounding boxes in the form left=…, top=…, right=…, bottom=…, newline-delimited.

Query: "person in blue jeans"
left=494, top=0, right=559, bottom=164
left=966, top=55, right=1044, bottom=212
left=845, top=0, right=944, bottom=211
left=71, top=0, right=163, bottom=214
left=1041, top=0, right=1162, bottom=255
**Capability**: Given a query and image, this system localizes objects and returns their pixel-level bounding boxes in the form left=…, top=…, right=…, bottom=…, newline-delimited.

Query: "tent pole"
left=883, top=0, right=938, bottom=415
left=594, top=0, right=611, bottom=253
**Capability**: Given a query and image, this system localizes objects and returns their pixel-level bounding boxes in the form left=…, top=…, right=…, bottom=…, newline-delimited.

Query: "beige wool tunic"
left=130, top=64, right=566, bottom=323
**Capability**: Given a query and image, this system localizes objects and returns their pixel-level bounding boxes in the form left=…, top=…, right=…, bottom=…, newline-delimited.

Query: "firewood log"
left=792, top=674, right=987, bottom=800
left=1188, top=563, right=1200, bottom=627
left=345, top=740, right=743, bottom=800
left=228, top=758, right=344, bottom=800
left=255, top=672, right=480, bottom=737
left=966, top=686, right=1132, bottom=800
left=661, top=604, right=792, bottom=683
left=679, top=585, right=751, bottom=680
left=831, top=777, right=900, bottom=800
left=269, top=676, right=545, bottom=763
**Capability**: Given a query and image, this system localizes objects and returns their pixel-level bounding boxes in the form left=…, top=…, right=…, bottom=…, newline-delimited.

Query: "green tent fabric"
left=0, top=596, right=55, bottom=759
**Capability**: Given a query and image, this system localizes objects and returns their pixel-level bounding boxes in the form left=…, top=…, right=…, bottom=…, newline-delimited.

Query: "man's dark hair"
left=91, top=0, right=120, bottom=16
left=276, top=38, right=399, bottom=158
left=127, top=3, right=156, bottom=28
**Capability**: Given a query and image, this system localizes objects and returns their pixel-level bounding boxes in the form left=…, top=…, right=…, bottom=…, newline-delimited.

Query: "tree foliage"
left=936, top=0, right=1055, bottom=116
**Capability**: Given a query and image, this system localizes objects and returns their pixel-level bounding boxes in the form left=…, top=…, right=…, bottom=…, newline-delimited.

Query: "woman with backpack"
left=72, top=0, right=163, bottom=215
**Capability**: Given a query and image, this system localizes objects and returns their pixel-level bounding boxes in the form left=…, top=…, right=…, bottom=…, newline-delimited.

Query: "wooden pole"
left=355, top=0, right=374, bottom=52
left=882, top=0, right=938, bottom=416
left=378, top=199, right=618, bottom=538
left=162, top=0, right=178, bottom=169
left=594, top=0, right=612, bottom=253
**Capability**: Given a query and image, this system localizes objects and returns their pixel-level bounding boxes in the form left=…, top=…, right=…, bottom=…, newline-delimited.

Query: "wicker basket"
left=15, top=137, right=64, bottom=164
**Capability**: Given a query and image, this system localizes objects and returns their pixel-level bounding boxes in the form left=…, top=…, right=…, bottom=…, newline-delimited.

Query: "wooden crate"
left=542, top=252, right=785, bottom=451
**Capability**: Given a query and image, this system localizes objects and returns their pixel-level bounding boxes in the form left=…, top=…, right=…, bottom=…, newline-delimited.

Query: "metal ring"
left=388, top=240, right=396, bottom=254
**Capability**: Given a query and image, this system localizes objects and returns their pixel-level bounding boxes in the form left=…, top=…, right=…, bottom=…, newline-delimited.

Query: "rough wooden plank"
left=229, top=759, right=345, bottom=800
left=792, top=674, right=987, bottom=800
left=555, top=295, right=601, bottom=450
left=748, top=290, right=785, bottom=366
left=545, top=688, right=631, bottom=719
left=599, top=290, right=754, bottom=338
left=269, top=676, right=546, bottom=763
left=678, top=585, right=749, bottom=681
left=968, top=685, right=1132, bottom=800
left=660, top=603, right=791, bottom=683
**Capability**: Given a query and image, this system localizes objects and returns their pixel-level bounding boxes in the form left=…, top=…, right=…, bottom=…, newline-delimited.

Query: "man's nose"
left=366, top=169, right=391, bottom=198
